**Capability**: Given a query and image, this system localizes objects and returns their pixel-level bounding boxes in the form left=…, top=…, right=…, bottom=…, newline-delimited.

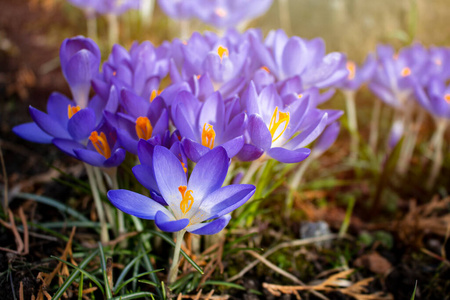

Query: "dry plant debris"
left=176, top=289, right=229, bottom=300
left=263, top=269, right=393, bottom=300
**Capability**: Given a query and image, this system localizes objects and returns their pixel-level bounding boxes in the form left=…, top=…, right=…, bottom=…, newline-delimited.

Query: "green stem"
left=167, top=230, right=186, bottom=285
left=84, top=163, right=109, bottom=244
left=86, top=13, right=98, bottom=42
left=369, top=99, right=381, bottom=153
left=93, top=167, right=116, bottom=235
left=344, top=90, right=359, bottom=162
left=285, top=157, right=313, bottom=215
left=427, top=118, right=448, bottom=189
left=107, top=13, right=119, bottom=47
left=278, top=0, right=291, bottom=34
left=241, top=159, right=264, bottom=184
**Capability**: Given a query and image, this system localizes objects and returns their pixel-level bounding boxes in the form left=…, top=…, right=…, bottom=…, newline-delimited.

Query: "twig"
left=227, top=234, right=337, bottom=282
left=0, top=145, right=8, bottom=212
left=246, top=250, right=302, bottom=284
left=18, top=207, right=29, bottom=255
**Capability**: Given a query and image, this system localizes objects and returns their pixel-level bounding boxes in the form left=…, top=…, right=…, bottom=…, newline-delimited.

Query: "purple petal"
left=182, top=139, right=209, bottom=162
left=248, top=114, right=272, bottom=151
left=29, top=106, right=72, bottom=139
left=103, top=148, right=126, bottom=168
left=187, top=215, right=231, bottom=235
left=199, top=184, right=255, bottom=220
left=137, top=139, right=155, bottom=166
left=220, top=136, right=244, bottom=158
left=53, top=138, right=84, bottom=157
left=154, top=211, right=189, bottom=232
left=153, top=146, right=188, bottom=215
left=313, top=122, right=340, bottom=155
left=267, top=147, right=311, bottom=163
left=107, top=189, right=167, bottom=220
left=13, top=122, right=53, bottom=144
left=187, top=147, right=229, bottom=203
left=282, top=37, right=308, bottom=78
left=46, top=92, right=72, bottom=127
left=132, top=164, right=159, bottom=195
left=236, top=144, right=264, bottom=161
left=67, top=108, right=96, bottom=140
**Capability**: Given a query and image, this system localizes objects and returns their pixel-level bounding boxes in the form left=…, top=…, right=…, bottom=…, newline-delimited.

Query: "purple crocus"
left=238, top=82, right=330, bottom=163
left=193, top=0, right=273, bottom=29
left=68, top=0, right=141, bottom=15
left=414, top=76, right=450, bottom=119
left=104, top=89, right=169, bottom=155
left=53, top=121, right=126, bottom=168
left=59, top=36, right=101, bottom=109
left=157, top=0, right=196, bottom=20
left=172, top=90, right=246, bottom=162
left=338, top=54, right=376, bottom=91
left=251, top=29, right=348, bottom=89
left=108, top=146, right=255, bottom=234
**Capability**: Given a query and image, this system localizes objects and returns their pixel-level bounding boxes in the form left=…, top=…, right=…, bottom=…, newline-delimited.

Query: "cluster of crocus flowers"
left=13, top=29, right=345, bottom=244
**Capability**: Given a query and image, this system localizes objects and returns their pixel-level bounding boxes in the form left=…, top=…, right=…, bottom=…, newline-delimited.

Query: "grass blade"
left=52, top=249, right=99, bottom=300
left=201, top=280, right=246, bottom=290
left=52, top=256, right=105, bottom=295
left=98, top=242, right=113, bottom=299
left=115, top=270, right=164, bottom=293
left=15, top=193, right=89, bottom=222
left=109, top=292, right=155, bottom=300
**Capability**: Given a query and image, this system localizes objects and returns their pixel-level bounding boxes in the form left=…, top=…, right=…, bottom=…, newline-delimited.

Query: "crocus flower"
left=157, top=0, right=196, bottom=20
left=60, top=36, right=101, bottom=109
left=414, top=76, right=450, bottom=119
left=53, top=121, right=126, bottom=168
left=172, top=90, right=246, bottom=162
left=68, top=0, right=141, bottom=15
left=238, top=82, right=329, bottom=163
left=369, top=44, right=428, bottom=109
left=251, top=29, right=348, bottom=89
left=338, top=54, right=376, bottom=91
left=104, top=89, right=169, bottom=155
left=194, top=0, right=273, bottom=29
left=108, top=146, right=255, bottom=234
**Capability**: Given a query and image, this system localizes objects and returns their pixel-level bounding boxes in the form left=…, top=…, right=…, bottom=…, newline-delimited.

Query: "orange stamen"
left=261, top=66, right=270, bottom=73
left=269, top=106, right=290, bottom=143
left=201, top=123, right=216, bottom=149
left=217, top=46, right=229, bottom=61
left=346, top=61, right=356, bottom=80
left=89, top=131, right=111, bottom=159
left=181, top=162, right=187, bottom=173
left=150, top=90, right=161, bottom=102
left=135, top=116, right=153, bottom=140
left=444, top=94, right=450, bottom=103
left=435, top=59, right=442, bottom=66
left=196, top=75, right=201, bottom=80
left=298, top=94, right=303, bottom=99
left=401, top=67, right=411, bottom=77
left=178, top=186, right=194, bottom=214
left=67, top=105, right=81, bottom=119
left=113, top=71, right=117, bottom=76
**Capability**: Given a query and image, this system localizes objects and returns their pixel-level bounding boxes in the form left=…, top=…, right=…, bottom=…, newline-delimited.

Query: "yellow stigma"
left=217, top=46, right=229, bottom=60
left=401, top=67, right=411, bottom=77
left=298, top=94, right=303, bottom=99
left=67, top=104, right=81, bottom=119
left=135, top=116, right=153, bottom=140
left=346, top=61, right=356, bottom=80
left=445, top=94, right=450, bottom=103
left=150, top=90, right=161, bottom=102
left=269, top=106, right=290, bottom=143
left=215, top=7, right=227, bottom=17
left=89, top=131, right=111, bottom=159
left=178, top=186, right=194, bottom=214
left=261, top=66, right=270, bottom=73
left=201, top=123, right=216, bottom=149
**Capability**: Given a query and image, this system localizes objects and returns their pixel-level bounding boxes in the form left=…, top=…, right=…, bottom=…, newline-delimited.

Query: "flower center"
left=401, top=67, right=411, bottom=77
left=217, top=46, right=229, bottom=61
left=89, top=131, right=111, bottom=159
left=135, top=116, right=153, bottom=140
left=445, top=94, right=450, bottom=104
left=181, top=162, right=187, bottom=173
left=346, top=61, right=356, bottom=80
left=178, top=186, right=194, bottom=214
left=261, top=66, right=270, bottom=73
left=201, top=123, right=216, bottom=149
left=215, top=7, right=227, bottom=17
left=150, top=90, right=161, bottom=102
left=67, top=105, right=81, bottom=119
left=435, top=59, right=442, bottom=66
left=269, top=106, right=290, bottom=143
